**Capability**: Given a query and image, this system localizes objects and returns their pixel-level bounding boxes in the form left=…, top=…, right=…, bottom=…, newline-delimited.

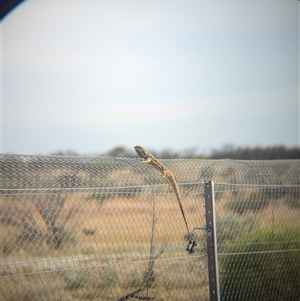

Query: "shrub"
left=217, top=212, right=258, bottom=246
left=64, top=270, right=92, bottom=289
left=1, top=195, right=75, bottom=250
left=225, top=190, right=270, bottom=214
left=100, top=267, right=119, bottom=287
left=219, top=226, right=300, bottom=301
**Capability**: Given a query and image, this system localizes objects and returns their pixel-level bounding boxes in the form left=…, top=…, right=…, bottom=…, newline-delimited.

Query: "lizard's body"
left=134, top=145, right=190, bottom=233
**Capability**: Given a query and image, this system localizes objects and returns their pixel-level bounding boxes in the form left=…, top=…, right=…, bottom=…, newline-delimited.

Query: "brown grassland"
left=1, top=190, right=299, bottom=301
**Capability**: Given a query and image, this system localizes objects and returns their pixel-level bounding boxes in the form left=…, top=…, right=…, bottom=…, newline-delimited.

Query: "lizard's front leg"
left=143, top=157, right=152, bottom=164
left=159, top=169, right=168, bottom=179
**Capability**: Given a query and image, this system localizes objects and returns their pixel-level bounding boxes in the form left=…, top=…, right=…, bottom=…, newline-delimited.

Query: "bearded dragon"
left=134, top=145, right=190, bottom=233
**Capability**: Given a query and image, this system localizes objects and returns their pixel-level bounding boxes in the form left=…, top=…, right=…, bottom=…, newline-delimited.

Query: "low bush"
left=225, top=190, right=270, bottom=214
left=219, top=226, right=300, bottom=301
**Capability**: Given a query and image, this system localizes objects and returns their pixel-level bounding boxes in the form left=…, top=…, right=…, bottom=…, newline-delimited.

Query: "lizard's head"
left=134, top=145, right=148, bottom=159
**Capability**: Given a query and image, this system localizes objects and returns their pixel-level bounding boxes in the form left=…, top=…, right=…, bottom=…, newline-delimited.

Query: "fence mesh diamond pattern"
left=1, top=154, right=299, bottom=300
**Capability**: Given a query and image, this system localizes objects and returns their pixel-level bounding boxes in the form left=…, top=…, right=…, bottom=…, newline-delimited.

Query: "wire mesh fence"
left=0, top=154, right=299, bottom=301
left=215, top=181, right=300, bottom=301
left=1, top=154, right=208, bottom=301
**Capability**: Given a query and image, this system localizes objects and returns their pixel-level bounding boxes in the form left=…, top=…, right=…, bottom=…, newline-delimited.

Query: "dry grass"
left=1, top=191, right=299, bottom=301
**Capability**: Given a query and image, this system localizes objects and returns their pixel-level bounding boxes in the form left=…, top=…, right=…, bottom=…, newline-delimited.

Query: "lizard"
left=134, top=145, right=190, bottom=234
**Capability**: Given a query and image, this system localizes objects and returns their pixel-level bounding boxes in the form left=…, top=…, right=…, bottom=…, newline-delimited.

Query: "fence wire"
left=215, top=181, right=300, bottom=301
left=0, top=154, right=299, bottom=301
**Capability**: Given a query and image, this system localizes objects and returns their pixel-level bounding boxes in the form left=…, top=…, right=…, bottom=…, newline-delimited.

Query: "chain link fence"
left=214, top=186, right=300, bottom=299
left=1, top=154, right=299, bottom=300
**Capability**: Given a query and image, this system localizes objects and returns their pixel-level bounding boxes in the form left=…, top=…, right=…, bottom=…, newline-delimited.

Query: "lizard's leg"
left=143, top=157, right=152, bottom=164
left=159, top=169, right=168, bottom=178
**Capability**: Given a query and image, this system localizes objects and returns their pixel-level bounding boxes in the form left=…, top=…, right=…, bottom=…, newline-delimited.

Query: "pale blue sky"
left=2, top=0, right=299, bottom=155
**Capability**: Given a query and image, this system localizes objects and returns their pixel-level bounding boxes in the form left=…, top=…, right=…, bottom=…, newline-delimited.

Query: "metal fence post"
left=205, top=180, right=220, bottom=301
